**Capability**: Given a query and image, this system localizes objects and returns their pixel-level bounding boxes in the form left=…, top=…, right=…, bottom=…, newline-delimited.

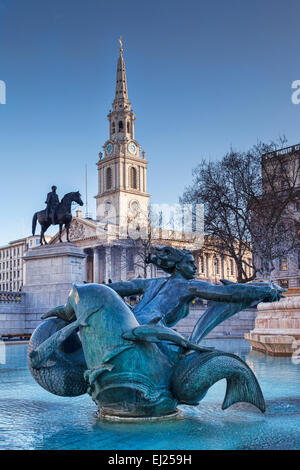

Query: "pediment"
left=49, top=217, right=97, bottom=243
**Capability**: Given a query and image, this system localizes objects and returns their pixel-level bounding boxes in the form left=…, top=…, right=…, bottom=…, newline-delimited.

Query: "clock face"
left=106, top=143, right=113, bottom=155
left=131, top=201, right=140, bottom=211
left=128, top=142, right=137, bottom=155
left=130, top=200, right=140, bottom=216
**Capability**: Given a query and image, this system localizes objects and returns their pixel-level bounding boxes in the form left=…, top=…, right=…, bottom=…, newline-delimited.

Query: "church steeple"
left=95, top=38, right=149, bottom=234
left=113, top=37, right=130, bottom=111
left=107, top=38, right=135, bottom=143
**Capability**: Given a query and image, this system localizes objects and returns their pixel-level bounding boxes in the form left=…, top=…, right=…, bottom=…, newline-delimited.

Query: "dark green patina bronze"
left=28, top=246, right=285, bottom=418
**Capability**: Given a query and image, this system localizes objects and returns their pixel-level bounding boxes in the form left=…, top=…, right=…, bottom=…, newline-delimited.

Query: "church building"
left=50, top=41, right=199, bottom=283
left=50, top=41, right=246, bottom=286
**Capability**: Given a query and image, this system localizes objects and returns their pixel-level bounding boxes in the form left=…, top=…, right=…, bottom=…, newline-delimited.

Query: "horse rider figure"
left=45, top=185, right=60, bottom=225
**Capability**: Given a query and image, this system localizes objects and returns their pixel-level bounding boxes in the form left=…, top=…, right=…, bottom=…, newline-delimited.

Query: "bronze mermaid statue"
left=28, top=246, right=285, bottom=418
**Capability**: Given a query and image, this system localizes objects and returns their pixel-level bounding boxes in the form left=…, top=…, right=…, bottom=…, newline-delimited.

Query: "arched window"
left=106, top=167, right=112, bottom=190
left=118, top=120, right=123, bottom=132
left=112, top=122, right=115, bottom=134
left=130, top=167, right=137, bottom=189
left=127, top=121, right=130, bottom=133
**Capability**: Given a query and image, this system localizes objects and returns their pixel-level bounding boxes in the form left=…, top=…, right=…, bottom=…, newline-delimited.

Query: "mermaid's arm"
left=188, top=279, right=283, bottom=304
left=106, top=278, right=151, bottom=297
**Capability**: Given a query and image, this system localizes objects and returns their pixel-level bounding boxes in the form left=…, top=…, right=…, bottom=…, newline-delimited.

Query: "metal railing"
left=0, top=292, right=25, bottom=304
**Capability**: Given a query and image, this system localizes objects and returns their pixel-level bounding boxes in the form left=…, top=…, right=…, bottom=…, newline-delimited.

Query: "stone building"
left=257, top=143, right=300, bottom=289
left=49, top=44, right=200, bottom=281
left=49, top=43, right=251, bottom=285
left=0, top=235, right=51, bottom=292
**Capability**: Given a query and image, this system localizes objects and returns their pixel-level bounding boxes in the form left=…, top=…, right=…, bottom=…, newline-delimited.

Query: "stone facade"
left=245, top=288, right=300, bottom=356
left=0, top=294, right=26, bottom=336
left=0, top=235, right=51, bottom=292
left=256, top=143, right=300, bottom=289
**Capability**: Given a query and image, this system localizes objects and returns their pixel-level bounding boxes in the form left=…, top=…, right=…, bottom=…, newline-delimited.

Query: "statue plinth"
left=245, top=290, right=300, bottom=356
left=23, top=243, right=87, bottom=331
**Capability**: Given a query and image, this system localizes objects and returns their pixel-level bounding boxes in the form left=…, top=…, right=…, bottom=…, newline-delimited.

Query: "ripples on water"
left=0, top=340, right=299, bottom=450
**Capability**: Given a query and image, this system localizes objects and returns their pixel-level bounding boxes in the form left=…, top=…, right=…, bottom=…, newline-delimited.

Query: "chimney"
left=76, top=210, right=83, bottom=218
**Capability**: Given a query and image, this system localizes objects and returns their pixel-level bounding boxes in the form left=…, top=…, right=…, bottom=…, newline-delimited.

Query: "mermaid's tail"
left=189, top=301, right=245, bottom=343
left=171, top=350, right=265, bottom=412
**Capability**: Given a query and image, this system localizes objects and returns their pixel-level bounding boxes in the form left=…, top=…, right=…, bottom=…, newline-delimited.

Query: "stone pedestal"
left=23, top=243, right=87, bottom=332
left=245, top=290, right=300, bottom=356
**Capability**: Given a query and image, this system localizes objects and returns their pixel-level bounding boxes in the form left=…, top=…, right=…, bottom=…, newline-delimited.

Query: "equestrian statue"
left=32, top=186, right=84, bottom=244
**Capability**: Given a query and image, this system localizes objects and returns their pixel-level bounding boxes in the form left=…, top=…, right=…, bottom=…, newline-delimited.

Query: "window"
left=118, top=120, right=123, bottom=132
left=127, top=250, right=134, bottom=272
left=112, top=122, right=115, bottom=134
left=279, top=279, right=289, bottom=289
left=127, top=121, right=130, bottom=133
left=214, top=257, right=219, bottom=275
left=230, top=259, right=234, bottom=276
left=199, top=255, right=205, bottom=273
left=279, top=256, right=288, bottom=271
left=130, top=167, right=137, bottom=189
left=106, top=167, right=112, bottom=190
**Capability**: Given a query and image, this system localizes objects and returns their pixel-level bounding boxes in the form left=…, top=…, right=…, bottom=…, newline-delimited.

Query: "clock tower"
left=95, top=39, right=149, bottom=237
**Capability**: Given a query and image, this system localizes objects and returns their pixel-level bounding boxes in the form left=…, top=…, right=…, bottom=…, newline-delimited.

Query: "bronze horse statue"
left=32, top=191, right=84, bottom=245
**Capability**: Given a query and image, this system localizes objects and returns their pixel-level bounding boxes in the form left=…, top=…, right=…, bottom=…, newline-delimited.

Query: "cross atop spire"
left=113, top=37, right=130, bottom=110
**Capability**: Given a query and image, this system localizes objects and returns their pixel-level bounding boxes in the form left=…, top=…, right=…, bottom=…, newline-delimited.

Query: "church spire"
left=113, top=36, right=130, bottom=111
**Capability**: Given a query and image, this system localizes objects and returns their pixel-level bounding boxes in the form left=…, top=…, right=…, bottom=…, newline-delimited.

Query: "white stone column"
left=93, top=248, right=100, bottom=284
left=83, top=255, right=89, bottom=282
left=105, top=246, right=112, bottom=283
left=121, top=248, right=127, bottom=281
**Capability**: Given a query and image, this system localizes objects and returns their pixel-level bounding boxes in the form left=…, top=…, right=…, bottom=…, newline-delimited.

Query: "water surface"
left=0, top=339, right=299, bottom=450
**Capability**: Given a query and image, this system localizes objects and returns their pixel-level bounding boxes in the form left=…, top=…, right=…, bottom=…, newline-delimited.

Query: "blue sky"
left=0, top=0, right=299, bottom=245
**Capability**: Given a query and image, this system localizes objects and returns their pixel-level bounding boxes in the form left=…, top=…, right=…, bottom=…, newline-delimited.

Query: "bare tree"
left=180, top=138, right=300, bottom=282
left=126, top=206, right=156, bottom=278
